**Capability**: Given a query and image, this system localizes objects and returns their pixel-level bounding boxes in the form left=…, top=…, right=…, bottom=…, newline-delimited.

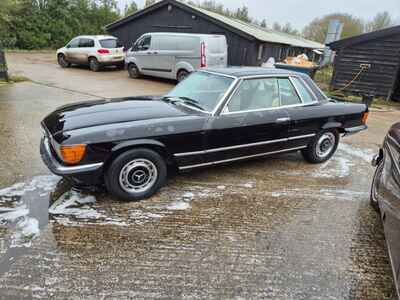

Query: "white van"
left=125, top=32, right=228, bottom=82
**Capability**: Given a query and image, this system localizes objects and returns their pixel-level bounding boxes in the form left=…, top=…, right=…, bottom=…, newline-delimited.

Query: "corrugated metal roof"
left=184, top=2, right=324, bottom=49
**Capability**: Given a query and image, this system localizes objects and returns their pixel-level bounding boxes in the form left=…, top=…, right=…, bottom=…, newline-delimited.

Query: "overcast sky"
left=118, top=0, right=400, bottom=30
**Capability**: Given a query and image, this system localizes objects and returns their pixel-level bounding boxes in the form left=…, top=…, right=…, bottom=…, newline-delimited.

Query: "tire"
left=370, top=162, right=383, bottom=212
left=301, top=129, right=339, bottom=164
left=89, top=57, right=101, bottom=72
left=105, top=148, right=167, bottom=201
left=177, top=69, right=189, bottom=82
left=128, top=63, right=140, bottom=78
left=57, top=54, right=70, bottom=68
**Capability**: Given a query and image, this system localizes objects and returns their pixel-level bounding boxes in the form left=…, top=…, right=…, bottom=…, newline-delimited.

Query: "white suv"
left=57, top=35, right=125, bottom=72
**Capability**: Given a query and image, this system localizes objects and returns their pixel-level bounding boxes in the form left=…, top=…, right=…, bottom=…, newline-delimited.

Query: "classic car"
left=371, top=122, right=400, bottom=298
left=40, top=67, right=369, bottom=201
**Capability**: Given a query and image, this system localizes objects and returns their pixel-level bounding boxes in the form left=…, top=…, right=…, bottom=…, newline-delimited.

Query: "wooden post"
left=0, top=49, right=8, bottom=81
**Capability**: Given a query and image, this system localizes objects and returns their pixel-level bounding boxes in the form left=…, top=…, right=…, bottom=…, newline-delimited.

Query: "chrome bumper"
left=40, top=137, right=103, bottom=176
left=343, top=125, right=368, bottom=136
left=371, top=149, right=384, bottom=167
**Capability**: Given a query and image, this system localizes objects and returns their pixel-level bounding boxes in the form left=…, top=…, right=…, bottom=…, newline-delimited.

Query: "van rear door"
left=204, top=35, right=228, bottom=68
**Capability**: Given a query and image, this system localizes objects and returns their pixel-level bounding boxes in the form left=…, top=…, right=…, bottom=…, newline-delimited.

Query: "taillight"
left=362, top=112, right=369, bottom=124
left=200, top=42, right=206, bottom=68
left=60, top=144, right=87, bottom=165
left=97, top=49, right=110, bottom=54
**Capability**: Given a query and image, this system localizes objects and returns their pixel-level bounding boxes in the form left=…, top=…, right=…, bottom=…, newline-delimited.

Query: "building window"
left=258, top=44, right=264, bottom=60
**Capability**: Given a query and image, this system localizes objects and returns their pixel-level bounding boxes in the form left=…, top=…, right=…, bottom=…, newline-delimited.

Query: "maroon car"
left=371, top=122, right=400, bottom=298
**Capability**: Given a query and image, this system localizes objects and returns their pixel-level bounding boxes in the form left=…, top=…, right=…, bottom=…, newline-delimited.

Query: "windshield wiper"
left=163, top=96, right=206, bottom=112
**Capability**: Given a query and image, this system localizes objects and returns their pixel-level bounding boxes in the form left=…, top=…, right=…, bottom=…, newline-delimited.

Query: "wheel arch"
left=322, top=122, right=344, bottom=134
left=104, top=139, right=176, bottom=171
left=175, top=62, right=194, bottom=78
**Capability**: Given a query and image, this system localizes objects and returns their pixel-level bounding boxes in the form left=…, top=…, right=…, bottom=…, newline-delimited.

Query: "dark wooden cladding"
left=330, top=26, right=400, bottom=101
left=106, top=0, right=320, bottom=67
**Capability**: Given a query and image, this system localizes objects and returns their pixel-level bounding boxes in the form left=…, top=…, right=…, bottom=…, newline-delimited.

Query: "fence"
left=0, top=50, right=8, bottom=81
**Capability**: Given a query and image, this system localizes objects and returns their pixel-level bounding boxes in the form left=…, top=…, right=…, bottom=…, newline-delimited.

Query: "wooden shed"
left=105, top=0, right=323, bottom=67
left=329, top=25, right=400, bottom=101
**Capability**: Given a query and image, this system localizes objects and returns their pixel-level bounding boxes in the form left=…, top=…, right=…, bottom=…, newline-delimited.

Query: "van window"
left=206, top=37, right=226, bottom=54
left=133, top=36, right=151, bottom=51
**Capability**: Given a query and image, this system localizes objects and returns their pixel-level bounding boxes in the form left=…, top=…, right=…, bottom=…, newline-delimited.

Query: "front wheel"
left=128, top=63, right=140, bottom=78
left=370, top=162, right=383, bottom=212
left=105, top=148, right=167, bottom=201
left=58, top=54, right=70, bottom=68
left=301, top=129, right=339, bottom=164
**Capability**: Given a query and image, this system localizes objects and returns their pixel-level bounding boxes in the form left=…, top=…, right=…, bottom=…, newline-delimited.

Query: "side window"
left=67, top=38, right=79, bottom=48
left=278, top=78, right=302, bottom=106
left=227, top=78, right=280, bottom=113
left=79, top=38, right=95, bottom=48
left=290, top=77, right=316, bottom=104
left=134, top=36, right=151, bottom=51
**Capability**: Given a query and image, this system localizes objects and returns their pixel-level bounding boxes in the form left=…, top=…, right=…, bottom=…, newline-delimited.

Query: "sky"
left=118, top=0, right=400, bottom=30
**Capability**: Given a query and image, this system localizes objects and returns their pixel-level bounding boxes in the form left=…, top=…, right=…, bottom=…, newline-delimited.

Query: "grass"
left=0, top=74, right=30, bottom=85
left=314, top=66, right=400, bottom=110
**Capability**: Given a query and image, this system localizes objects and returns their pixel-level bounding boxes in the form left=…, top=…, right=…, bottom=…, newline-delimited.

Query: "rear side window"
left=290, top=77, right=316, bottom=103
left=278, top=78, right=302, bottom=106
left=99, top=39, right=121, bottom=49
left=79, top=38, right=95, bottom=48
left=300, top=75, right=327, bottom=101
left=206, top=37, right=226, bottom=54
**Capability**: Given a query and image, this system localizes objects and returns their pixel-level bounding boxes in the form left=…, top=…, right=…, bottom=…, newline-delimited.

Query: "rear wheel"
left=128, top=63, right=140, bottom=78
left=105, top=148, right=167, bottom=201
left=58, top=54, right=70, bottom=68
left=302, top=129, right=339, bottom=164
left=370, top=162, right=383, bottom=212
left=177, top=69, right=189, bottom=82
left=89, top=57, right=101, bottom=72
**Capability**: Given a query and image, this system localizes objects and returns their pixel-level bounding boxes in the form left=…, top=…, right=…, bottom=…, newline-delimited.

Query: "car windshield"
left=99, top=39, right=122, bottom=48
left=166, top=72, right=234, bottom=112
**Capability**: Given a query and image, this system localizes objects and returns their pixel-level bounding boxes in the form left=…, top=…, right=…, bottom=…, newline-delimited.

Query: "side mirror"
left=66, top=44, right=71, bottom=49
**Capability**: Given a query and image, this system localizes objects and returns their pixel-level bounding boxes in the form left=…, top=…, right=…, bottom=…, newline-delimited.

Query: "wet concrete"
left=0, top=52, right=398, bottom=299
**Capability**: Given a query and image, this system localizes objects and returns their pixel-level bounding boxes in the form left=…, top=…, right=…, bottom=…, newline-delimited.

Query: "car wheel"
left=128, top=63, right=140, bottom=78
left=105, top=148, right=167, bottom=201
left=58, top=54, right=70, bottom=68
left=177, top=70, right=189, bottom=82
left=370, top=162, right=383, bottom=212
left=89, top=57, right=101, bottom=72
left=301, top=129, right=339, bottom=164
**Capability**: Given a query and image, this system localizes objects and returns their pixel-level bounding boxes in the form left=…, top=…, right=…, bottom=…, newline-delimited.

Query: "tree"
left=303, top=13, right=364, bottom=43
left=260, top=19, right=267, bottom=28
left=144, top=0, right=156, bottom=7
left=234, top=5, right=251, bottom=23
left=124, top=0, right=137, bottom=16
left=365, top=11, right=394, bottom=32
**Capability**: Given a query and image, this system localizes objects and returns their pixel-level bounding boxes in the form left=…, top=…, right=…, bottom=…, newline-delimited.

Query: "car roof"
left=75, top=35, right=117, bottom=40
left=203, top=67, right=302, bottom=78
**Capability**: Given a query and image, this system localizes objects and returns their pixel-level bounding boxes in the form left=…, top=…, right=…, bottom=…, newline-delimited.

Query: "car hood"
left=42, top=96, right=190, bottom=136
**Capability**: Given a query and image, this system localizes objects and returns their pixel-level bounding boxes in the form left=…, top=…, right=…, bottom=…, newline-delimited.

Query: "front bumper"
left=343, top=125, right=368, bottom=136
left=40, top=137, right=103, bottom=176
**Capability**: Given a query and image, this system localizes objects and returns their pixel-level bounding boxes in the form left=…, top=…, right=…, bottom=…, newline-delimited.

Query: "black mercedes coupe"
left=40, top=67, right=368, bottom=201
left=371, top=122, right=400, bottom=298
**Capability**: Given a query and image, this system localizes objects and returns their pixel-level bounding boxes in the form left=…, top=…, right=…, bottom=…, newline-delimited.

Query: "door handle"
left=275, top=117, right=291, bottom=124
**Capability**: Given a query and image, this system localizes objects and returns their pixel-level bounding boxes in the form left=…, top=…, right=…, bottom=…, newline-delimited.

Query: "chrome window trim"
left=295, top=76, right=319, bottom=102
left=174, top=133, right=316, bottom=157
left=219, top=75, right=319, bottom=116
left=211, top=77, right=241, bottom=116
left=198, top=69, right=238, bottom=80
left=178, top=145, right=308, bottom=170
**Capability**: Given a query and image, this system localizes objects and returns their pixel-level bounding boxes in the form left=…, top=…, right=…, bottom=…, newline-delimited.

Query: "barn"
left=105, top=0, right=323, bottom=67
left=329, top=25, right=400, bottom=101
